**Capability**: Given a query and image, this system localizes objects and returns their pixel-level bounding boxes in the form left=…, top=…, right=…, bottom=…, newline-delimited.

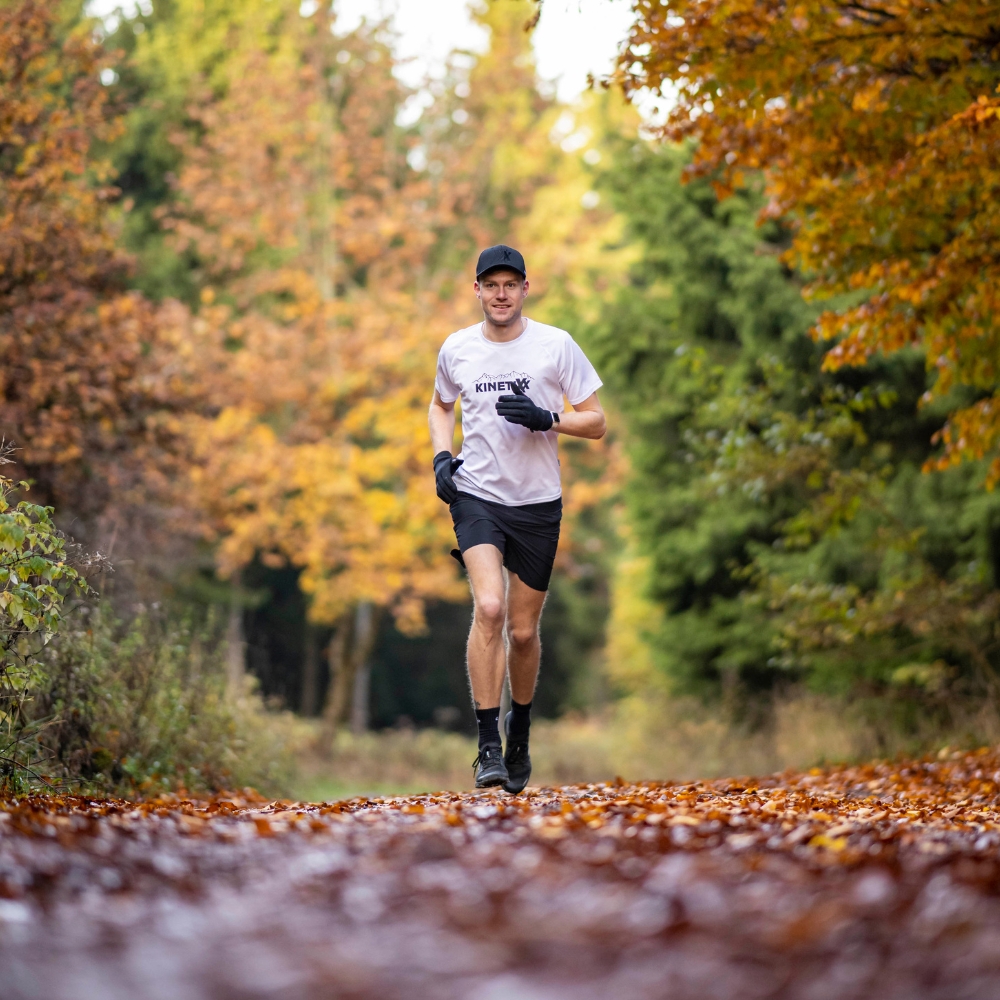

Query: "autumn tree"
left=60, top=0, right=629, bottom=726
left=416, top=0, right=562, bottom=307
left=0, top=0, right=168, bottom=533
left=620, top=0, right=1000, bottom=482
left=141, top=2, right=469, bottom=729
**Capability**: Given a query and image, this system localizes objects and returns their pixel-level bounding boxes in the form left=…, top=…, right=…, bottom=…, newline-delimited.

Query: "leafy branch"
left=0, top=455, right=93, bottom=791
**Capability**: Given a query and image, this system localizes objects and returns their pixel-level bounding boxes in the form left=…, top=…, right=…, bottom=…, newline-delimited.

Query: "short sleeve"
left=434, top=342, right=460, bottom=403
left=558, top=333, right=603, bottom=405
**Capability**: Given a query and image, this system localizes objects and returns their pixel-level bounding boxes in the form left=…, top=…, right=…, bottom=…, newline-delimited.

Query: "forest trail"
left=3, top=750, right=1000, bottom=999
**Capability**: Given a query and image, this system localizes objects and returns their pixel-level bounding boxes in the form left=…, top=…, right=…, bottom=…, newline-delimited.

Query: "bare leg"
left=462, top=544, right=507, bottom=709
left=504, top=571, right=547, bottom=705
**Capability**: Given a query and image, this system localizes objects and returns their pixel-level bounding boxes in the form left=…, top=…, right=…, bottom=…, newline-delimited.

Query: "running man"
left=428, top=245, right=606, bottom=792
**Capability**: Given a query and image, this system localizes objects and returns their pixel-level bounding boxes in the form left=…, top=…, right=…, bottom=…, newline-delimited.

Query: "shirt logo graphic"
left=474, top=370, right=533, bottom=394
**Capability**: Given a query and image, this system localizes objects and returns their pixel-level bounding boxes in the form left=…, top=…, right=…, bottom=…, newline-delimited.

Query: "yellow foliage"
left=151, top=3, right=466, bottom=628
left=605, top=549, right=664, bottom=698
left=145, top=0, right=634, bottom=628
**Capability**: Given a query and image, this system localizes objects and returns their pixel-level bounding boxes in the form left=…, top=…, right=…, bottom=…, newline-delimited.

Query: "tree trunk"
left=225, top=571, right=246, bottom=697
left=300, top=623, right=320, bottom=717
left=350, top=601, right=377, bottom=735
left=318, top=602, right=381, bottom=746
left=351, top=657, right=371, bottom=735
left=321, top=615, right=351, bottom=746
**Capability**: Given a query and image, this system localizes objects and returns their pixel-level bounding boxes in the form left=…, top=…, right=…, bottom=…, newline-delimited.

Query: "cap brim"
left=476, top=264, right=526, bottom=279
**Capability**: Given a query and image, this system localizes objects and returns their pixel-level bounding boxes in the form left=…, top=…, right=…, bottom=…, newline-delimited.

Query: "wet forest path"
left=4, top=749, right=1000, bottom=999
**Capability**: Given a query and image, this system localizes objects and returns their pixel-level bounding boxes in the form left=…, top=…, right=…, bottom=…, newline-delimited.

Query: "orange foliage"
left=620, top=0, right=1000, bottom=481
left=161, top=0, right=622, bottom=626
left=0, top=0, right=166, bottom=518
left=0, top=0, right=620, bottom=626
left=158, top=6, right=464, bottom=629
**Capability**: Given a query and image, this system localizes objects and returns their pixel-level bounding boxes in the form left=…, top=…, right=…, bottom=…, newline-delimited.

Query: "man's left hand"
left=495, top=382, right=554, bottom=432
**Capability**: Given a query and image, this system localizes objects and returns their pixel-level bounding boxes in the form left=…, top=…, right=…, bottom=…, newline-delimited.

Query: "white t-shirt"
left=434, top=319, right=603, bottom=505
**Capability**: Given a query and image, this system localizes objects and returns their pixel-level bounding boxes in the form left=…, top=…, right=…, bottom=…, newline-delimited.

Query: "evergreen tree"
left=588, top=141, right=1000, bottom=716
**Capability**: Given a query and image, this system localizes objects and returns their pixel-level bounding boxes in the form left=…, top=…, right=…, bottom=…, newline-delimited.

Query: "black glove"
left=433, top=450, right=464, bottom=504
left=495, top=381, right=554, bottom=432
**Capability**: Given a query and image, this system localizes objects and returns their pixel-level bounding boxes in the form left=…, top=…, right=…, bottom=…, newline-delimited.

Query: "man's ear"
left=522, top=279, right=529, bottom=297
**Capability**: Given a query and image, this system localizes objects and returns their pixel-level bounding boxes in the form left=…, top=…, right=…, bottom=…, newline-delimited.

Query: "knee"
left=507, top=622, right=538, bottom=649
left=475, top=594, right=506, bottom=634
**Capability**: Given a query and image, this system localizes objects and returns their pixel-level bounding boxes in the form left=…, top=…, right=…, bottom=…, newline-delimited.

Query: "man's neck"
left=482, top=315, right=527, bottom=343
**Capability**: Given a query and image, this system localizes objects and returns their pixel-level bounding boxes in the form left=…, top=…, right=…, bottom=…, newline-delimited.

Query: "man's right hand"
left=433, top=451, right=464, bottom=504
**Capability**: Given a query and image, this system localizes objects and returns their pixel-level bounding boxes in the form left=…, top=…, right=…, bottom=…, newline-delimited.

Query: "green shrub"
left=0, top=471, right=88, bottom=791
left=28, top=605, right=305, bottom=797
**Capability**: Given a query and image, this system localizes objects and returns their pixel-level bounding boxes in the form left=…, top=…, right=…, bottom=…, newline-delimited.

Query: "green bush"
left=0, top=471, right=88, bottom=791
left=0, top=467, right=301, bottom=797
left=29, top=605, right=304, bottom=797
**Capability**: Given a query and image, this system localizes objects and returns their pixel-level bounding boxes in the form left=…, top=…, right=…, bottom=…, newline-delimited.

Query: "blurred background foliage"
left=2, top=0, right=1000, bottom=796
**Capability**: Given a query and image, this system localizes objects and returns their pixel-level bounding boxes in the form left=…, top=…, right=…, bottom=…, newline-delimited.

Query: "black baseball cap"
left=476, top=244, right=526, bottom=280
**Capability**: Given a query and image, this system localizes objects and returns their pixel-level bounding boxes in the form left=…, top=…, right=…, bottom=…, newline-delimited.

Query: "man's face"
left=474, top=269, right=528, bottom=327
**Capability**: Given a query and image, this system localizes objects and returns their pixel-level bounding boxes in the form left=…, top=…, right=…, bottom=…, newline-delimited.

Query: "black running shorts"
left=449, top=492, right=562, bottom=592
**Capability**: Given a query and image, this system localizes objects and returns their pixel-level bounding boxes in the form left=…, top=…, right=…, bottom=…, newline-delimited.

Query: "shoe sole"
left=475, top=773, right=508, bottom=789
left=502, top=712, right=531, bottom=794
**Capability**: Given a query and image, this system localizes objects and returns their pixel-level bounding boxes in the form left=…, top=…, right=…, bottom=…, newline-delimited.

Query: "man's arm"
left=553, top=391, right=606, bottom=440
left=429, top=389, right=457, bottom=454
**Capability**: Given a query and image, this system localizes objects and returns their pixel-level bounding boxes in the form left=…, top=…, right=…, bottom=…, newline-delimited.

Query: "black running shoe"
left=502, top=711, right=532, bottom=794
left=473, top=743, right=508, bottom=788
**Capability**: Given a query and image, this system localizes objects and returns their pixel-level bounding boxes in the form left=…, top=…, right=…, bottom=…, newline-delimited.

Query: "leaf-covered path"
left=5, top=750, right=1000, bottom=999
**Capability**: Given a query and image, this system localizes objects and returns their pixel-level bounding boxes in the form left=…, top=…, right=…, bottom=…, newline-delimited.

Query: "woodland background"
left=2, top=0, right=1000, bottom=798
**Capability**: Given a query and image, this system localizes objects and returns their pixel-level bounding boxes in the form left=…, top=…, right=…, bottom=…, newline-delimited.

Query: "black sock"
left=508, top=699, right=532, bottom=742
left=475, top=707, right=500, bottom=747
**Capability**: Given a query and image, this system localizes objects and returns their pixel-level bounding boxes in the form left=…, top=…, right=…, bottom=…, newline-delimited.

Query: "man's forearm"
left=429, top=402, right=457, bottom=455
left=553, top=408, right=606, bottom=440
